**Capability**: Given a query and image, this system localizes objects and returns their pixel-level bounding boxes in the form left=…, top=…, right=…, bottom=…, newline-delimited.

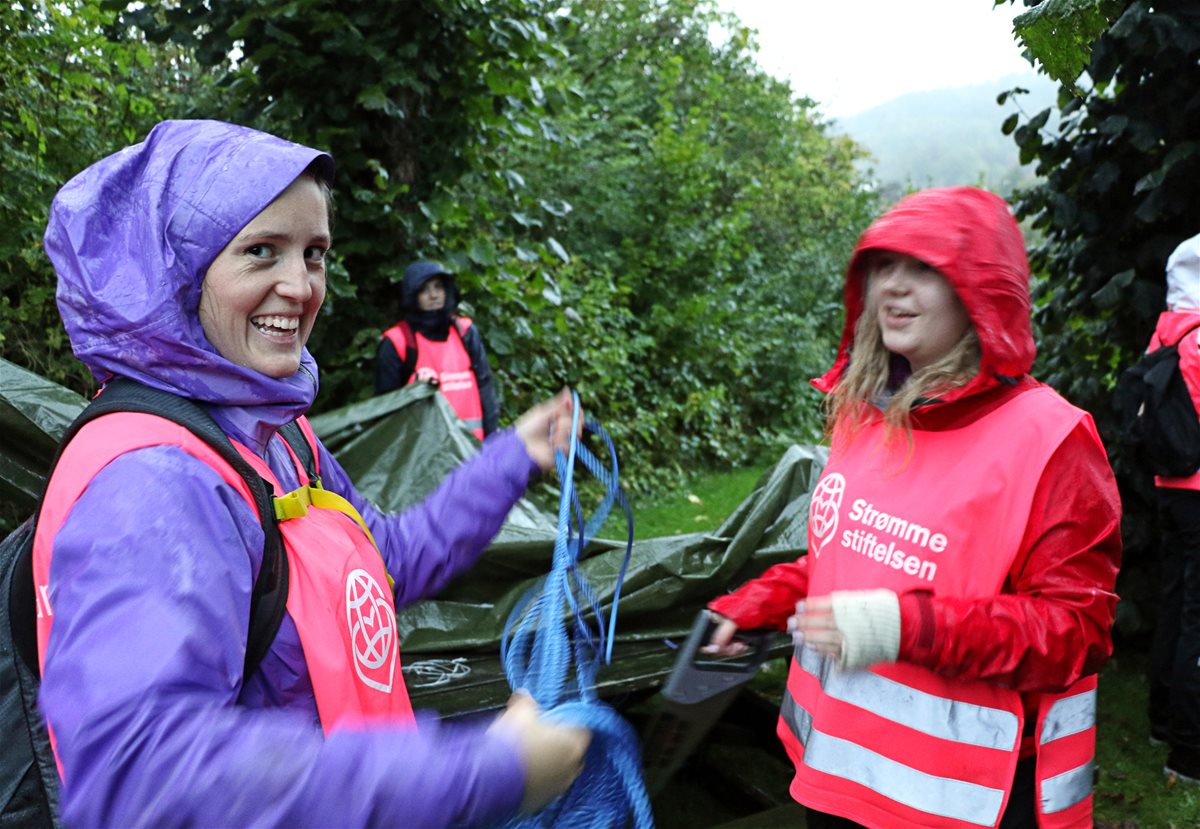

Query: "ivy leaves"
left=1011, top=0, right=1124, bottom=89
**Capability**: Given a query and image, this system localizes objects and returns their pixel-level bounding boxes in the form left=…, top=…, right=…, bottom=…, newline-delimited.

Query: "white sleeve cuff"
left=831, top=589, right=901, bottom=670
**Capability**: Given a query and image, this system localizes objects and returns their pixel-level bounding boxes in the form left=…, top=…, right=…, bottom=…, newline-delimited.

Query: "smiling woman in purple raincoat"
left=33, top=120, right=588, bottom=829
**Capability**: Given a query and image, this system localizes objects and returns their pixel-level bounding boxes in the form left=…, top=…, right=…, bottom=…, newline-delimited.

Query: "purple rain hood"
left=45, top=119, right=333, bottom=424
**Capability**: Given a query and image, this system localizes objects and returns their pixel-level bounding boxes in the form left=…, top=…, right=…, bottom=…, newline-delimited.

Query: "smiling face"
left=198, top=175, right=330, bottom=378
left=416, top=276, right=447, bottom=312
left=865, top=251, right=972, bottom=373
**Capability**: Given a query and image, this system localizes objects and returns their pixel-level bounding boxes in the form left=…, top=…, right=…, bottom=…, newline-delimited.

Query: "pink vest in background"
left=381, top=319, right=485, bottom=439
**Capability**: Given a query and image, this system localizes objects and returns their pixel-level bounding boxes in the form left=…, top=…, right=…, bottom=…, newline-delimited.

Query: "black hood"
left=401, top=260, right=460, bottom=312
left=400, top=260, right=459, bottom=340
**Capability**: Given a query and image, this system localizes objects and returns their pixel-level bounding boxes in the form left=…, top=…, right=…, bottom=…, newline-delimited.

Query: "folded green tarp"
left=0, top=358, right=87, bottom=514
left=310, top=383, right=827, bottom=653
left=0, top=360, right=827, bottom=653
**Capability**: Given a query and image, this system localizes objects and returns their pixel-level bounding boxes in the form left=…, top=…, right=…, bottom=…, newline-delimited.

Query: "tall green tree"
left=3, top=0, right=879, bottom=496
left=1006, top=0, right=1199, bottom=434
left=115, top=0, right=878, bottom=489
left=121, top=0, right=575, bottom=407
left=1004, top=0, right=1200, bottom=565
left=487, top=0, right=877, bottom=481
left=0, top=1, right=192, bottom=387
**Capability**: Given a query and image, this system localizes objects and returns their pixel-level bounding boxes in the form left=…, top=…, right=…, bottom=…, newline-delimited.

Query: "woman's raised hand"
left=514, top=388, right=579, bottom=473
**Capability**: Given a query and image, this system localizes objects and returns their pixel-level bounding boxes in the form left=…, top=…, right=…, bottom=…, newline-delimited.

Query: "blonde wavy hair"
left=826, top=284, right=981, bottom=442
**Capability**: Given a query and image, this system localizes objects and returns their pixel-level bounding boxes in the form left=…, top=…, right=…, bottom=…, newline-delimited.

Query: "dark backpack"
left=1117, top=324, right=1200, bottom=477
left=0, top=378, right=308, bottom=828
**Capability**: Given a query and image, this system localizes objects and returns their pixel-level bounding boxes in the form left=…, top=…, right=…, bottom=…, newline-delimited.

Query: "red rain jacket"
left=711, top=187, right=1121, bottom=700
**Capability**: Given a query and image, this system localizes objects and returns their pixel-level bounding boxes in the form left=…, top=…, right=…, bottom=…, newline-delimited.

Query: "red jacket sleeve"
left=708, top=556, right=811, bottom=632
left=898, top=422, right=1122, bottom=692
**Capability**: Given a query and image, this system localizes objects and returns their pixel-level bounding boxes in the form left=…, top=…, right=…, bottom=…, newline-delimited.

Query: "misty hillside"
left=832, top=72, right=1059, bottom=195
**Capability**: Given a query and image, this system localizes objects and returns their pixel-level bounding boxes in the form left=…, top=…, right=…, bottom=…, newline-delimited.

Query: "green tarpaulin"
left=0, top=358, right=827, bottom=653
left=312, top=383, right=828, bottom=652
left=0, top=358, right=87, bottom=514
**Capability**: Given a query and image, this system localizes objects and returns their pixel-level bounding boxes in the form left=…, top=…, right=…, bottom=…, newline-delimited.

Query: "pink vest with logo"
left=781, top=386, right=1098, bottom=829
left=33, top=413, right=414, bottom=748
left=381, top=319, right=484, bottom=439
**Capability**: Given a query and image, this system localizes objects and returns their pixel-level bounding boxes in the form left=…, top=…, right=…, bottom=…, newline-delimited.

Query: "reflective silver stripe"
left=1040, top=689, right=1096, bottom=743
left=462, top=418, right=483, bottom=428
left=1041, top=760, right=1093, bottom=814
left=782, top=688, right=1004, bottom=826
left=797, top=646, right=1019, bottom=750
left=781, top=689, right=811, bottom=746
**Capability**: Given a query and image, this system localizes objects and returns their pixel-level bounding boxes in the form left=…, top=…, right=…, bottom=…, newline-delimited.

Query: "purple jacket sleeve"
left=316, top=428, right=539, bottom=607
left=38, top=445, right=526, bottom=829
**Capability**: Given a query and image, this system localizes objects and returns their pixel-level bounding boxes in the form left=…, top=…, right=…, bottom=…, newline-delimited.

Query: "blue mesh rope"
left=499, top=392, right=654, bottom=829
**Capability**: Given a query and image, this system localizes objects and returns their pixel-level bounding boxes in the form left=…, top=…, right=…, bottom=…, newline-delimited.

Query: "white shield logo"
left=808, top=473, right=845, bottom=558
left=345, top=568, right=397, bottom=693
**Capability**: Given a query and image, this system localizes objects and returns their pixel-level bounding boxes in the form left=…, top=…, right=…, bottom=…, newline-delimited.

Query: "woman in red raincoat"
left=705, top=187, right=1121, bottom=829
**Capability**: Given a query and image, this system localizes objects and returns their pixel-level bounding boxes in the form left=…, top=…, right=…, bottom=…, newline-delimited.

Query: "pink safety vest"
left=381, top=319, right=485, bottom=439
left=33, top=413, right=414, bottom=750
left=781, top=386, right=1099, bottom=829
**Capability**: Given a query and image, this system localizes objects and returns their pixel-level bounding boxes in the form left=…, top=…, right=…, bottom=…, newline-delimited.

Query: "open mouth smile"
left=251, top=315, right=300, bottom=338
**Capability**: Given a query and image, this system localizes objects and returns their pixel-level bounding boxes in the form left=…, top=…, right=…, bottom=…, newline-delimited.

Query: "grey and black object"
left=640, top=609, right=774, bottom=796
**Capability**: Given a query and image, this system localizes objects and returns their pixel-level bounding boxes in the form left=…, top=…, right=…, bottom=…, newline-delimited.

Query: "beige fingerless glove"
left=830, top=589, right=901, bottom=670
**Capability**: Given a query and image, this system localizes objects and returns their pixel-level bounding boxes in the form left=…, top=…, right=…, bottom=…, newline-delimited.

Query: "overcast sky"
left=712, top=0, right=1034, bottom=118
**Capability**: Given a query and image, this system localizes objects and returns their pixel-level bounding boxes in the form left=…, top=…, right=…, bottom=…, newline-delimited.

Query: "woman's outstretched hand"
left=515, top=388, right=580, bottom=473
left=700, top=612, right=750, bottom=658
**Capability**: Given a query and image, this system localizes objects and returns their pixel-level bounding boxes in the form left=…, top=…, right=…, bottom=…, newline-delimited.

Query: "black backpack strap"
left=8, top=518, right=43, bottom=681
left=43, top=378, right=288, bottom=682
left=277, top=420, right=320, bottom=488
left=399, top=320, right=418, bottom=380
left=3, top=515, right=62, bottom=827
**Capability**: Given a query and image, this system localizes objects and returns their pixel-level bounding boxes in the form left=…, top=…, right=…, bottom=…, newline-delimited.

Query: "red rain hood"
left=814, top=187, right=1035, bottom=404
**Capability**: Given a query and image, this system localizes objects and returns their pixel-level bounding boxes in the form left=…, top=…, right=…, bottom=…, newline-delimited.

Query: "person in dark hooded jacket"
left=702, top=187, right=1121, bottom=829
left=375, top=261, right=499, bottom=439
left=34, top=119, right=588, bottom=829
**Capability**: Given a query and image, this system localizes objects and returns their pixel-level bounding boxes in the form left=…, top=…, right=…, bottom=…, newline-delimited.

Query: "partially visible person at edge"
left=703, top=187, right=1122, bottom=829
left=375, top=261, right=499, bottom=440
left=34, top=119, right=588, bottom=829
left=1143, top=231, right=1200, bottom=785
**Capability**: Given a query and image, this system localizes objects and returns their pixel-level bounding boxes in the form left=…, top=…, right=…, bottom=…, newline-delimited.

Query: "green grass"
left=627, top=465, right=766, bottom=540
left=630, top=463, right=1200, bottom=828
left=1093, top=649, right=1200, bottom=828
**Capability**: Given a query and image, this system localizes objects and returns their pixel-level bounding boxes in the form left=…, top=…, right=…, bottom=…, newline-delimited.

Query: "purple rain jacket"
left=38, top=120, right=528, bottom=828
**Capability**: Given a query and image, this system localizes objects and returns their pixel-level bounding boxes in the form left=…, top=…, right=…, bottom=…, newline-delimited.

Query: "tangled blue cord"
left=499, top=392, right=654, bottom=829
